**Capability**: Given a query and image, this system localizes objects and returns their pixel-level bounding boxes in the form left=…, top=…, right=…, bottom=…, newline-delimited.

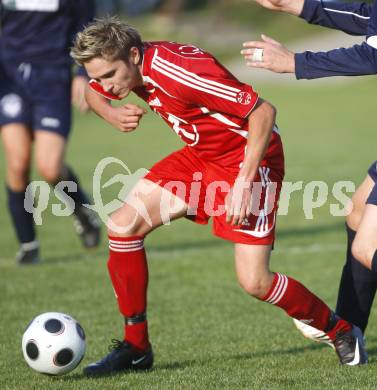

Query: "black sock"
left=7, top=185, right=36, bottom=244
left=371, top=250, right=377, bottom=273
left=335, top=224, right=377, bottom=333
left=57, top=166, right=90, bottom=213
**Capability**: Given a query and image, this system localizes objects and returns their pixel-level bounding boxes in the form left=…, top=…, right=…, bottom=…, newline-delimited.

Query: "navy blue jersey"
left=0, top=0, right=94, bottom=66
left=300, top=0, right=371, bottom=35
left=295, top=0, right=377, bottom=79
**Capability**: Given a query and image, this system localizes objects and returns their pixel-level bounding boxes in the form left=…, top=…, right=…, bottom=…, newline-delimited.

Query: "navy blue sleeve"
left=295, top=0, right=377, bottom=79
left=300, top=0, right=371, bottom=35
left=295, top=42, right=377, bottom=79
left=368, top=0, right=377, bottom=39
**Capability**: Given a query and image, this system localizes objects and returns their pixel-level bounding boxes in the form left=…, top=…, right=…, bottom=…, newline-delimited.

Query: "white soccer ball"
left=22, top=312, right=86, bottom=375
left=293, top=318, right=334, bottom=349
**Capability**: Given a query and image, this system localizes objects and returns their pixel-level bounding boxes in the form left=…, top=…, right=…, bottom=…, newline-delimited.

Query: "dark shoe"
left=73, top=206, right=101, bottom=249
left=83, top=339, right=153, bottom=377
left=334, top=325, right=368, bottom=365
left=16, top=241, right=41, bottom=265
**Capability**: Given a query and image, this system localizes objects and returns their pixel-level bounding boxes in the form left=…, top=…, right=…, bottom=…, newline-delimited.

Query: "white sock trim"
left=266, top=273, right=288, bottom=305
left=20, top=240, right=39, bottom=251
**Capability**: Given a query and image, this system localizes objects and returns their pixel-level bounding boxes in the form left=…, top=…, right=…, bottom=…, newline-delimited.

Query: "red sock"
left=262, top=273, right=351, bottom=340
left=107, top=235, right=149, bottom=351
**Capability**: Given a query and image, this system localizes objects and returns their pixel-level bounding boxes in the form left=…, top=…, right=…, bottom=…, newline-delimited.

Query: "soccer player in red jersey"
left=70, top=18, right=367, bottom=375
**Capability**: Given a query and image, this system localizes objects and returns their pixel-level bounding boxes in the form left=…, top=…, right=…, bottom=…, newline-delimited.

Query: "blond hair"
left=70, top=17, right=143, bottom=65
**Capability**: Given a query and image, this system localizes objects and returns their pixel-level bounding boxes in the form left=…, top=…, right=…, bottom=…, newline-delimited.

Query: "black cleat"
left=83, top=339, right=153, bottom=377
left=73, top=206, right=101, bottom=249
left=16, top=241, right=41, bottom=265
left=334, top=325, right=368, bottom=366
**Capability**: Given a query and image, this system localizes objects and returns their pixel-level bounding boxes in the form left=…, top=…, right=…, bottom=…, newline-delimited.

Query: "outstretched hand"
left=252, top=0, right=304, bottom=15
left=241, top=34, right=295, bottom=74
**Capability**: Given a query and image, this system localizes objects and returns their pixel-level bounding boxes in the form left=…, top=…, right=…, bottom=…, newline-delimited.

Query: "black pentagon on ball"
left=44, top=319, right=63, bottom=334
left=26, top=341, right=39, bottom=360
left=76, top=323, right=85, bottom=340
left=54, top=348, right=73, bottom=366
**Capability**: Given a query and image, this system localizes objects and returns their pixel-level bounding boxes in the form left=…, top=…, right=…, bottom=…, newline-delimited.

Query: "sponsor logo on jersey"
left=0, top=93, right=23, bottom=118
left=236, top=91, right=252, bottom=105
left=241, top=218, right=251, bottom=227
left=178, top=45, right=204, bottom=55
left=233, top=211, right=277, bottom=238
left=2, top=0, right=59, bottom=12
left=149, top=97, right=162, bottom=107
left=41, top=117, right=60, bottom=128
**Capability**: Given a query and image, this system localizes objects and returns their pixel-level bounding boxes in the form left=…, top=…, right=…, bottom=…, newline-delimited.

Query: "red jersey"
left=133, top=41, right=280, bottom=169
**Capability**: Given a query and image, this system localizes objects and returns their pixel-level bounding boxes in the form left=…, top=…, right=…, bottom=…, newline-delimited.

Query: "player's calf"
left=258, top=272, right=367, bottom=365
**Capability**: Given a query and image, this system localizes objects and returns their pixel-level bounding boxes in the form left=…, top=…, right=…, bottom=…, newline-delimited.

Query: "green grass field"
left=1, top=75, right=376, bottom=389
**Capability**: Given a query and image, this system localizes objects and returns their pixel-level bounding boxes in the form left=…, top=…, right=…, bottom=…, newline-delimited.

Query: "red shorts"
left=145, top=136, right=284, bottom=245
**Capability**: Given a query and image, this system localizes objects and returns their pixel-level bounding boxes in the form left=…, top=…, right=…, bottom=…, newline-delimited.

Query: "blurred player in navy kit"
left=0, top=0, right=101, bottom=264
left=241, top=0, right=377, bottom=336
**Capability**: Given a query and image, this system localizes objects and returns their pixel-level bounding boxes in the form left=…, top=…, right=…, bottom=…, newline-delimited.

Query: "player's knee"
left=37, top=163, right=61, bottom=184
left=346, top=188, right=368, bottom=230
left=238, top=275, right=269, bottom=299
left=346, top=203, right=363, bottom=230
left=7, top=157, right=30, bottom=184
left=107, top=208, right=152, bottom=237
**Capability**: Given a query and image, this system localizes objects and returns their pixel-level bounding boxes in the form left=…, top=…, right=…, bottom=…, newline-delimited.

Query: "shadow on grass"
left=52, top=372, right=85, bottom=382
left=52, top=341, right=376, bottom=383
left=156, top=342, right=377, bottom=370
left=55, top=367, right=156, bottom=382
left=229, top=343, right=332, bottom=361
left=157, top=338, right=377, bottom=369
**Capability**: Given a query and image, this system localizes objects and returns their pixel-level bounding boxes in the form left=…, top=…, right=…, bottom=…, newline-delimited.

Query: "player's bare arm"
left=226, top=98, right=276, bottom=226
left=252, top=0, right=304, bottom=15
left=71, top=75, right=90, bottom=113
left=85, top=86, right=146, bottom=132
left=241, top=34, right=295, bottom=73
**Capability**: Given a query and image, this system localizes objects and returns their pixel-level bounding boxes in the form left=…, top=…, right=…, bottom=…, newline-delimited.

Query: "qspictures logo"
left=23, top=157, right=356, bottom=233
